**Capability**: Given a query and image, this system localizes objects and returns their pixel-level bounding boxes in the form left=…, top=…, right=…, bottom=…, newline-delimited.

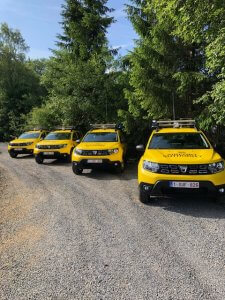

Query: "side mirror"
left=76, top=139, right=80, bottom=143
left=136, top=145, right=145, bottom=151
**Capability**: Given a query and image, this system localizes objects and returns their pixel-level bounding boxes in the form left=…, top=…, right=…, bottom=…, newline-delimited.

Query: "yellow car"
left=8, top=130, right=48, bottom=158
left=34, top=127, right=82, bottom=164
left=137, top=120, right=225, bottom=203
left=72, top=124, right=127, bottom=175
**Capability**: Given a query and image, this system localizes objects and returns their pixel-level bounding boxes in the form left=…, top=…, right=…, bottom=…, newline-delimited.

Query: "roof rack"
left=55, top=126, right=77, bottom=131
left=152, top=119, right=196, bottom=129
left=26, top=127, right=48, bottom=131
left=90, top=124, right=124, bottom=130
left=91, top=124, right=117, bottom=129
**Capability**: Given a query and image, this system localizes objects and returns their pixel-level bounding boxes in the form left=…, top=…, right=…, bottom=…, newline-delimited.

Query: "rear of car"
left=72, top=124, right=127, bottom=174
left=34, top=129, right=82, bottom=164
left=137, top=120, right=225, bottom=203
left=8, top=130, right=47, bottom=158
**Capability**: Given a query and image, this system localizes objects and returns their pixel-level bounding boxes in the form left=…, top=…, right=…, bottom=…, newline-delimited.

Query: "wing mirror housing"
left=136, top=145, right=145, bottom=152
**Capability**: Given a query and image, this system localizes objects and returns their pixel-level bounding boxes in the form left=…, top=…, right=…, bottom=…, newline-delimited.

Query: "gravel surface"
left=0, top=143, right=225, bottom=300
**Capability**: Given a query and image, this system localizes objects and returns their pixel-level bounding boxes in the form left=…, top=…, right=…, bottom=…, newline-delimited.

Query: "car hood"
left=37, top=140, right=70, bottom=145
left=10, top=139, right=37, bottom=143
left=77, top=142, right=119, bottom=150
left=143, top=149, right=222, bottom=164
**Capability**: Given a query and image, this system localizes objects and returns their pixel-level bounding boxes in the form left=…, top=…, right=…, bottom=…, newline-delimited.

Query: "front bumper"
left=73, top=159, right=122, bottom=169
left=34, top=150, right=69, bottom=159
left=8, top=148, right=33, bottom=155
left=140, top=181, right=225, bottom=198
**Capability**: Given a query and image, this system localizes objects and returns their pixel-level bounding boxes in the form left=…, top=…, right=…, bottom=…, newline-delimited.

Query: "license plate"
left=14, top=148, right=23, bottom=151
left=43, top=152, right=54, bottom=155
left=87, top=159, right=103, bottom=163
left=169, top=181, right=199, bottom=189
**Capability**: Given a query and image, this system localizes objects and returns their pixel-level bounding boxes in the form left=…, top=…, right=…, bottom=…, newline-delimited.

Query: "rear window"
left=149, top=133, right=210, bottom=149
left=83, top=132, right=118, bottom=142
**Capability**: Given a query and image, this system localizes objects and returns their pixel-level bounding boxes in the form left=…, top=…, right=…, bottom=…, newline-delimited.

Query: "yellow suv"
left=72, top=124, right=127, bottom=175
left=34, top=127, right=82, bottom=164
left=137, top=120, right=225, bottom=203
left=8, top=130, right=48, bottom=158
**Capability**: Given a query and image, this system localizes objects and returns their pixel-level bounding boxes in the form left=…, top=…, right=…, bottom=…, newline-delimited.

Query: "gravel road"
left=0, top=143, right=225, bottom=300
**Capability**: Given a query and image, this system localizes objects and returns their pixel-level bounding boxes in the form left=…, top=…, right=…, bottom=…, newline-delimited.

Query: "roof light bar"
left=91, top=124, right=117, bottom=129
left=152, top=119, right=196, bottom=129
left=55, top=126, right=77, bottom=131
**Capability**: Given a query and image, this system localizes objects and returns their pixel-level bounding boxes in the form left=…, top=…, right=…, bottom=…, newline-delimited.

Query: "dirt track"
left=0, top=144, right=225, bottom=300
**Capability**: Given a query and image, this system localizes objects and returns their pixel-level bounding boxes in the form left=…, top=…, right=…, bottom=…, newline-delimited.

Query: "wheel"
left=72, top=163, right=83, bottom=175
left=9, top=150, right=18, bottom=158
left=115, top=161, right=125, bottom=174
left=216, top=195, right=225, bottom=203
left=66, top=148, right=73, bottom=163
left=139, top=186, right=150, bottom=204
left=35, top=154, right=44, bottom=164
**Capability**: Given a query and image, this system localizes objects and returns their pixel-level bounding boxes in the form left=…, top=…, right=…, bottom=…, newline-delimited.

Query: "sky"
left=0, top=0, right=138, bottom=59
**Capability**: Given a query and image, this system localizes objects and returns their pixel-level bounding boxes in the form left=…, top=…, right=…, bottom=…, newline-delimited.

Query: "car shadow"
left=16, top=154, right=34, bottom=159
left=146, top=196, right=225, bottom=219
left=81, top=161, right=138, bottom=181
left=43, top=159, right=72, bottom=167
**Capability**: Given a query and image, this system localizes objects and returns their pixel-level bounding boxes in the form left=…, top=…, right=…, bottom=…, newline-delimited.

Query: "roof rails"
left=27, top=127, right=48, bottom=131
left=91, top=124, right=116, bottom=129
left=90, top=124, right=124, bottom=130
left=152, top=119, right=196, bottom=129
left=55, top=126, right=77, bottom=131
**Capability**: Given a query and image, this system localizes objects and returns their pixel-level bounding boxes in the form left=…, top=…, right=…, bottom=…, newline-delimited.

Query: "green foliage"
left=0, top=23, right=45, bottom=140
left=125, top=0, right=212, bottom=126
left=28, top=0, right=128, bottom=132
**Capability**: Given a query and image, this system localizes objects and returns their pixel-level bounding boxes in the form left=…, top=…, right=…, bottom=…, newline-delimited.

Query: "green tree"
left=124, top=0, right=212, bottom=127
left=0, top=23, right=45, bottom=140
left=29, top=0, right=126, bottom=130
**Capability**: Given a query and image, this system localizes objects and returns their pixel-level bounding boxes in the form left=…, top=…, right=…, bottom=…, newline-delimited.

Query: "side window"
left=41, top=132, right=46, bottom=139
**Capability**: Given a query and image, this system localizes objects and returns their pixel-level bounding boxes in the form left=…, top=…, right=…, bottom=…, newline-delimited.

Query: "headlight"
left=75, top=148, right=83, bottom=155
left=143, top=160, right=160, bottom=173
left=9, top=142, right=12, bottom=146
left=35, top=144, right=40, bottom=149
left=108, top=148, right=119, bottom=154
left=208, top=161, right=224, bottom=174
left=58, top=144, right=67, bottom=149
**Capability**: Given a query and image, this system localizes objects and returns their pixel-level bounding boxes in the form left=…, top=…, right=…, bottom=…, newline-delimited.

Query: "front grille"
left=159, top=164, right=210, bottom=175
left=10, top=143, right=27, bottom=146
left=81, top=150, right=109, bottom=156
left=38, top=145, right=60, bottom=149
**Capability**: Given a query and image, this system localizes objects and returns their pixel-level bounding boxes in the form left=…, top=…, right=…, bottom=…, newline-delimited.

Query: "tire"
left=35, top=154, right=44, bottom=164
left=216, top=195, right=225, bottom=203
left=115, top=161, right=125, bottom=174
left=66, top=149, right=73, bottom=163
left=9, top=150, right=18, bottom=158
left=72, top=163, right=83, bottom=175
left=139, top=186, right=150, bottom=204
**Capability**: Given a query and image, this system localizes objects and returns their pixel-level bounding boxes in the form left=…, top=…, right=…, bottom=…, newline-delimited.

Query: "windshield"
left=83, top=132, right=118, bottom=142
left=45, top=132, right=71, bottom=140
left=19, top=132, right=40, bottom=139
left=149, top=133, right=210, bottom=149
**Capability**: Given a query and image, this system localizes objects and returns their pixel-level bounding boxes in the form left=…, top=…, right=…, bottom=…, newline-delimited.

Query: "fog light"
left=143, top=185, right=150, bottom=191
left=115, top=163, right=118, bottom=166
left=219, top=188, right=225, bottom=194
